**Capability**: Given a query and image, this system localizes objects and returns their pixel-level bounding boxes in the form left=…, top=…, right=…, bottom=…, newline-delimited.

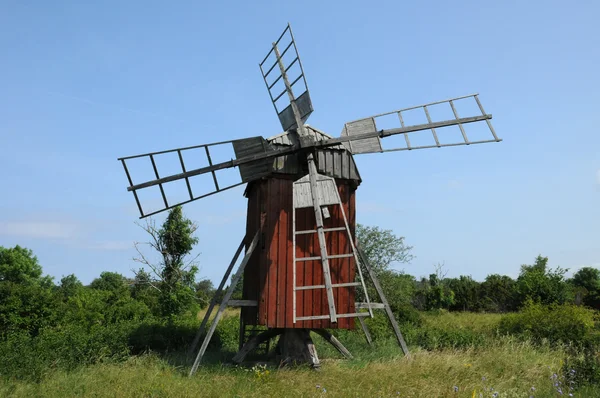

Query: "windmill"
left=118, top=24, right=501, bottom=374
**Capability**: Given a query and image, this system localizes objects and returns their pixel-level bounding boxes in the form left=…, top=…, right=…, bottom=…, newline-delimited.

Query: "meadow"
left=2, top=311, right=599, bottom=398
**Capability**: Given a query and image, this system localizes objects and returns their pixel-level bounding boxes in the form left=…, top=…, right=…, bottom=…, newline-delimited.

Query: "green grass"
left=2, top=337, right=597, bottom=397
left=2, top=311, right=599, bottom=397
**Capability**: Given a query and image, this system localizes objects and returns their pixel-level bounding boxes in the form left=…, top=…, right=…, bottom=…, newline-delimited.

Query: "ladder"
left=292, top=158, right=373, bottom=323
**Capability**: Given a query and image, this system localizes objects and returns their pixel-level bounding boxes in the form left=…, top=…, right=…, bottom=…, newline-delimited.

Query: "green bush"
left=498, top=303, right=599, bottom=346
left=0, top=323, right=133, bottom=381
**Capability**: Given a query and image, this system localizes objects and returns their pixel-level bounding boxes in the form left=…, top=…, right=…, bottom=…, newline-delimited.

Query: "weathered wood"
left=312, top=329, right=353, bottom=359
left=357, top=316, right=373, bottom=346
left=227, top=300, right=258, bottom=307
left=355, top=302, right=386, bottom=309
left=188, top=237, right=246, bottom=356
left=307, top=156, right=337, bottom=323
left=275, top=329, right=320, bottom=369
left=357, top=245, right=410, bottom=357
left=232, top=328, right=283, bottom=363
left=189, top=231, right=260, bottom=376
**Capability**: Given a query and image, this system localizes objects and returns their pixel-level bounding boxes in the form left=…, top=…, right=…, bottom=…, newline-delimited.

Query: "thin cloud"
left=0, top=222, right=78, bottom=239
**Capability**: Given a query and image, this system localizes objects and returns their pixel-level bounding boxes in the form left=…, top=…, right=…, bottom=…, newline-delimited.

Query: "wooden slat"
left=285, top=179, right=294, bottom=328
left=295, top=226, right=346, bottom=235
left=295, top=282, right=361, bottom=291
left=227, top=300, right=258, bottom=307
left=355, top=302, right=386, bottom=309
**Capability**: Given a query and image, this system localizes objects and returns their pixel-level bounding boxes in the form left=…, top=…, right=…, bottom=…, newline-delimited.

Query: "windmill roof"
left=267, top=125, right=345, bottom=150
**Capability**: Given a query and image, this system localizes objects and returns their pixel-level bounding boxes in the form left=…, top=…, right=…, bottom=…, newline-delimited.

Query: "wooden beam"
left=227, top=300, right=258, bottom=307
left=357, top=245, right=410, bottom=357
left=312, top=329, right=353, bottom=359
left=188, top=237, right=246, bottom=357
left=189, top=231, right=260, bottom=376
left=357, top=316, right=373, bottom=346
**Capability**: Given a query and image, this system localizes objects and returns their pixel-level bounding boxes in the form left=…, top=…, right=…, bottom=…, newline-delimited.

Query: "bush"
left=498, top=303, right=599, bottom=346
left=0, top=323, right=133, bottom=381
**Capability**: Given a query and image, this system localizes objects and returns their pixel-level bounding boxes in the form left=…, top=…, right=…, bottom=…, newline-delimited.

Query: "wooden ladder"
left=292, top=156, right=373, bottom=323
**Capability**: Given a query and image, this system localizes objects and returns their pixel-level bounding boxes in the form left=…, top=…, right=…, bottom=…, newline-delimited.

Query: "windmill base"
left=275, top=329, right=320, bottom=369
left=231, top=327, right=354, bottom=369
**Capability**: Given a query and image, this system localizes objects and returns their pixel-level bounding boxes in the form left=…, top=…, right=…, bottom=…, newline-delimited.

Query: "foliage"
left=479, top=274, right=517, bottom=312
left=570, top=267, right=600, bottom=309
left=0, top=245, right=50, bottom=286
left=446, top=276, right=480, bottom=312
left=134, top=206, right=200, bottom=319
left=498, top=302, right=599, bottom=346
left=515, top=255, right=573, bottom=306
left=195, top=278, right=215, bottom=309
left=356, top=224, right=413, bottom=274
left=0, top=280, right=59, bottom=337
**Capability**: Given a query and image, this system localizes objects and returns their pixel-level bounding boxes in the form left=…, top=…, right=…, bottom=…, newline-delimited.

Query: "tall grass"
left=3, top=337, right=594, bottom=397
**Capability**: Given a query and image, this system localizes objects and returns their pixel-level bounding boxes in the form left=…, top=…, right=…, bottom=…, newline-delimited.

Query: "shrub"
left=498, top=303, right=599, bottom=346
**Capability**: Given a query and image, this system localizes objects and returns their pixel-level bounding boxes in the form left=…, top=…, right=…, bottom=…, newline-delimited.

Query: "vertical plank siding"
left=243, top=177, right=356, bottom=329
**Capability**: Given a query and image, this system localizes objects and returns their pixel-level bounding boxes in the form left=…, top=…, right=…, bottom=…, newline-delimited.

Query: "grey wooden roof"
left=267, top=125, right=345, bottom=150
left=265, top=125, right=362, bottom=184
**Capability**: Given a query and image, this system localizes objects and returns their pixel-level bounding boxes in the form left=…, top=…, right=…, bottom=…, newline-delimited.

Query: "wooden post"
left=307, top=156, right=337, bottom=322
left=189, top=231, right=260, bottom=376
left=357, top=245, right=410, bottom=357
left=275, top=329, right=320, bottom=369
left=357, top=316, right=373, bottom=346
left=312, top=329, right=353, bottom=359
left=188, top=238, right=246, bottom=357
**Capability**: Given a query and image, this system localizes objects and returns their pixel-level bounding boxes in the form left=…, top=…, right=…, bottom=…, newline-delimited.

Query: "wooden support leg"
left=188, top=238, right=246, bottom=357
left=357, top=245, right=410, bottom=357
left=189, top=232, right=260, bottom=376
left=232, top=328, right=282, bottom=364
left=312, top=329, right=353, bottom=359
left=357, top=316, right=373, bottom=346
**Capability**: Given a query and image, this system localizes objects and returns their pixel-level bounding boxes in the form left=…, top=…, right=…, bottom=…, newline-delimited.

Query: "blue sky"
left=1, top=1, right=598, bottom=285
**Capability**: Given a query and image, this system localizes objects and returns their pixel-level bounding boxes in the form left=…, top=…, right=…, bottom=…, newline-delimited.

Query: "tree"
left=570, top=267, right=600, bottom=309
left=134, top=206, right=200, bottom=318
left=0, top=245, right=44, bottom=285
left=479, top=274, right=517, bottom=312
left=515, top=255, right=572, bottom=306
left=354, top=224, right=415, bottom=314
left=356, top=224, right=414, bottom=274
left=446, top=275, right=480, bottom=311
left=195, top=278, right=215, bottom=308
left=57, top=274, right=83, bottom=300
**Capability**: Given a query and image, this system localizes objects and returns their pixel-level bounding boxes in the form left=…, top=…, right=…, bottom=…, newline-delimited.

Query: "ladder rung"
left=295, top=253, right=354, bottom=262
left=295, top=312, right=370, bottom=322
left=295, top=227, right=347, bottom=235
left=295, top=282, right=361, bottom=291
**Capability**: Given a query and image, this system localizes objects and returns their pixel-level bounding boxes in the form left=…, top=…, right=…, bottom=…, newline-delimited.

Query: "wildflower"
left=531, top=386, right=536, bottom=391
left=481, top=377, right=486, bottom=381
left=316, top=384, right=321, bottom=389
left=492, top=393, right=498, bottom=398
left=453, top=386, right=459, bottom=392
left=322, top=388, right=327, bottom=393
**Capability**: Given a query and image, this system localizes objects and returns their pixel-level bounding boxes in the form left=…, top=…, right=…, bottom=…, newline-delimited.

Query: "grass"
left=2, top=311, right=599, bottom=397
left=2, top=336, right=597, bottom=397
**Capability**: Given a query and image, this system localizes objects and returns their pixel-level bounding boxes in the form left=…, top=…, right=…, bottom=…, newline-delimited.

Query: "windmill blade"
left=259, top=23, right=313, bottom=132
left=337, top=94, right=501, bottom=154
left=118, top=136, right=297, bottom=218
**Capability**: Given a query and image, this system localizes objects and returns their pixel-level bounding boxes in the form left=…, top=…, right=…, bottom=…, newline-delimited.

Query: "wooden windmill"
left=118, top=24, right=501, bottom=373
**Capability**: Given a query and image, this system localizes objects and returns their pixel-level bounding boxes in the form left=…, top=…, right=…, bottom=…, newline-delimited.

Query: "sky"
left=1, top=0, right=599, bottom=286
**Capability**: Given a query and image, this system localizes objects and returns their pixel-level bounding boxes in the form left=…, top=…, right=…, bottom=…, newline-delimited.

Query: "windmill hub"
left=117, top=24, right=502, bottom=374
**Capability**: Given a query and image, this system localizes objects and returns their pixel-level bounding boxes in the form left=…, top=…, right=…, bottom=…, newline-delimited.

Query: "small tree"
left=356, top=224, right=414, bottom=275
left=515, top=255, right=572, bottom=307
left=570, top=267, right=600, bottom=309
left=134, top=206, right=200, bottom=319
